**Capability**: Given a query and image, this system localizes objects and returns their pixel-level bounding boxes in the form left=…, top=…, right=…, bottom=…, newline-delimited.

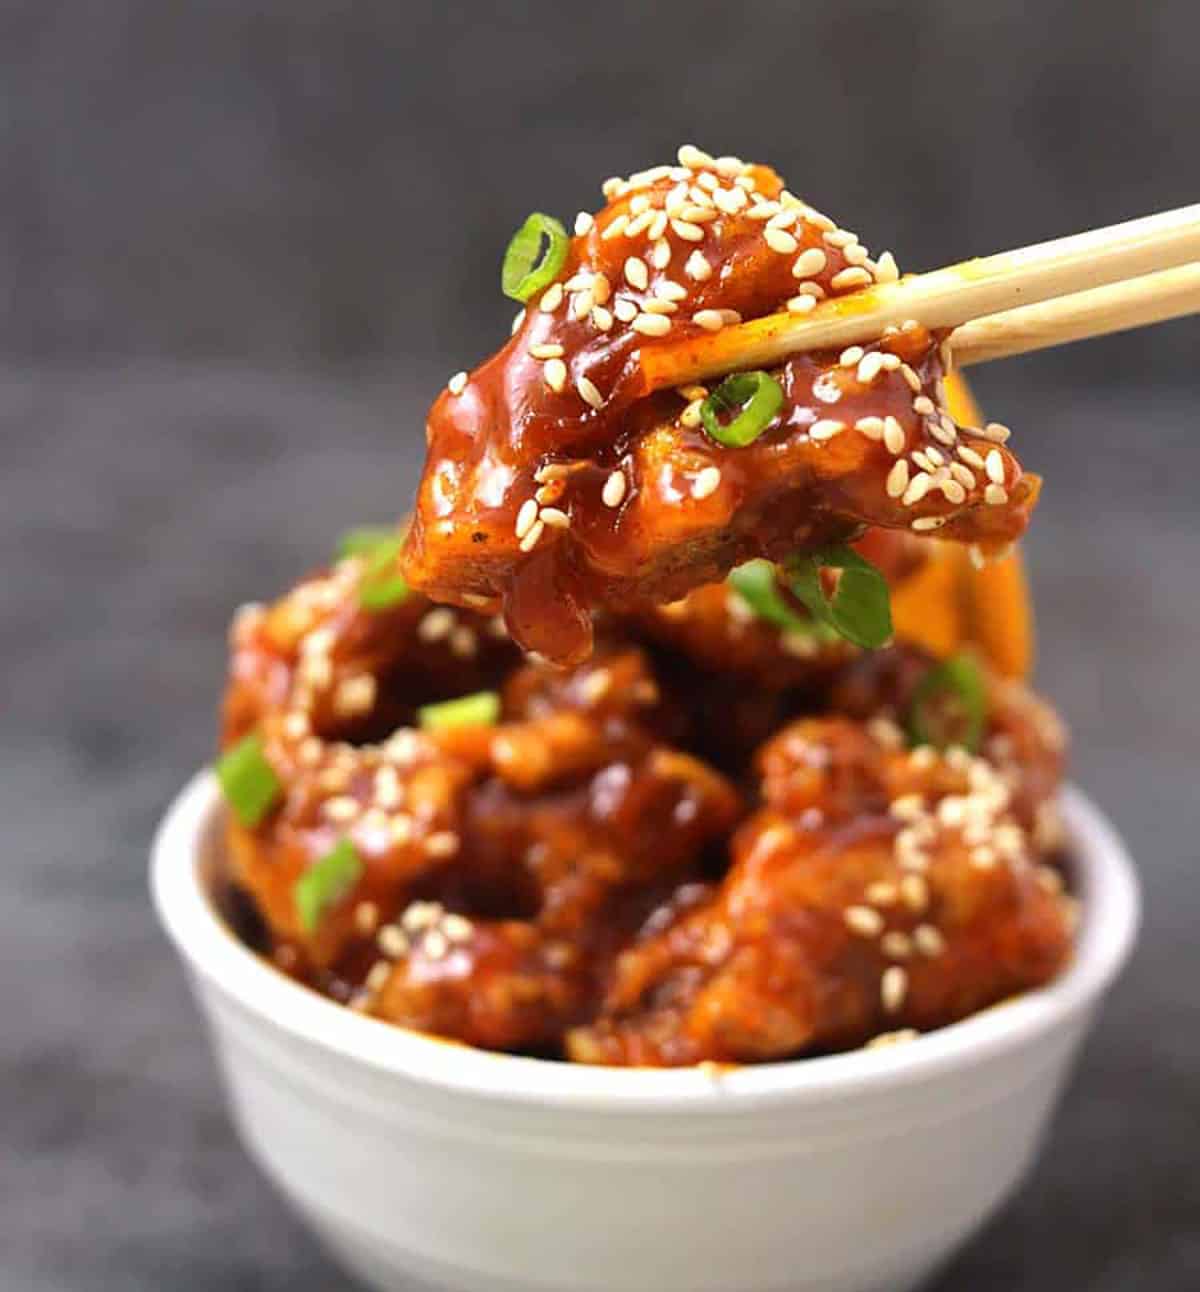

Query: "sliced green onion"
left=501, top=213, right=569, bottom=302
left=294, top=838, right=364, bottom=933
left=418, top=690, right=501, bottom=731
left=700, top=371, right=784, bottom=448
left=728, top=559, right=825, bottom=638
left=336, top=527, right=410, bottom=612
left=908, top=654, right=987, bottom=752
left=786, top=544, right=893, bottom=650
left=215, top=732, right=282, bottom=828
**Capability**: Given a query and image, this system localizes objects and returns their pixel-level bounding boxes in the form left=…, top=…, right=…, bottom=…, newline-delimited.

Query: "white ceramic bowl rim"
left=152, top=771, right=1139, bottom=1112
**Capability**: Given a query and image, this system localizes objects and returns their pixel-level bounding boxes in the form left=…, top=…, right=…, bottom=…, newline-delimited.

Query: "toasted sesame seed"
left=543, top=359, right=567, bottom=392
left=912, top=395, right=935, bottom=415
left=539, top=283, right=564, bottom=312
left=602, top=470, right=627, bottom=507
left=985, top=450, right=1006, bottom=484
left=886, top=459, right=910, bottom=498
left=590, top=272, right=611, bottom=304
left=718, top=309, right=742, bottom=324
left=881, top=966, right=908, bottom=1013
left=809, top=418, right=846, bottom=441
left=881, top=931, right=913, bottom=960
left=950, top=462, right=976, bottom=489
left=648, top=238, right=670, bottom=270
left=855, top=416, right=885, bottom=439
left=575, top=375, right=605, bottom=410
left=764, top=226, right=798, bottom=255
left=766, top=207, right=798, bottom=230
left=591, top=305, right=613, bottom=331
left=845, top=905, right=885, bottom=937
left=335, top=674, right=376, bottom=716
left=378, top=923, right=409, bottom=958
left=579, top=668, right=612, bottom=703
left=929, top=418, right=958, bottom=446
left=447, top=371, right=468, bottom=395
left=891, top=793, right=925, bottom=821
left=793, top=279, right=827, bottom=300
left=857, top=352, right=886, bottom=383
left=514, top=498, right=539, bottom=540
left=839, top=345, right=865, bottom=368
left=713, top=186, right=745, bottom=214
left=831, top=267, right=872, bottom=290
left=874, top=251, right=900, bottom=283
left=900, top=874, right=929, bottom=912
left=600, top=213, right=629, bottom=241
left=792, top=247, right=828, bottom=278
left=425, top=831, right=459, bottom=858
left=641, top=297, right=677, bottom=315
left=914, top=924, right=946, bottom=957
left=647, top=211, right=669, bottom=241
left=667, top=218, right=702, bottom=243
left=822, top=228, right=858, bottom=248
left=574, top=211, right=594, bottom=236
left=423, top=929, right=450, bottom=960
left=680, top=398, right=704, bottom=428
left=613, top=298, right=638, bottom=323
left=693, top=309, right=726, bottom=332
left=746, top=200, right=782, bottom=221
left=677, top=384, right=709, bottom=400
left=530, top=343, right=564, bottom=359
left=901, top=471, right=933, bottom=506
left=866, top=882, right=898, bottom=906
left=601, top=176, right=623, bottom=198
left=985, top=483, right=1009, bottom=505
left=677, top=143, right=715, bottom=168
left=787, top=293, right=818, bottom=314
left=692, top=466, right=722, bottom=499
left=632, top=312, right=672, bottom=336
left=684, top=250, right=712, bottom=281
left=680, top=204, right=716, bottom=223
left=624, top=256, right=648, bottom=291
left=983, top=422, right=1011, bottom=443
left=655, top=279, right=689, bottom=302
left=900, top=363, right=922, bottom=392
left=939, top=478, right=967, bottom=505
left=539, top=507, right=570, bottom=529
left=518, top=518, right=545, bottom=551
left=442, top=912, right=474, bottom=942
left=884, top=416, right=907, bottom=455
left=324, top=795, right=360, bottom=823
left=571, top=289, right=594, bottom=320
left=843, top=242, right=870, bottom=266
left=624, top=210, right=655, bottom=239
left=957, top=444, right=986, bottom=469
left=354, top=901, right=379, bottom=935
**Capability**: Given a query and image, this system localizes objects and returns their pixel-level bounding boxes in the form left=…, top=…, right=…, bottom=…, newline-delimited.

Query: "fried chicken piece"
left=567, top=717, right=1072, bottom=1065
left=402, top=149, right=1038, bottom=664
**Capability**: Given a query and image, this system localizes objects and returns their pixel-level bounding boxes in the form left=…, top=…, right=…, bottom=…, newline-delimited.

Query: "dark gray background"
left=3, top=2, right=1197, bottom=1289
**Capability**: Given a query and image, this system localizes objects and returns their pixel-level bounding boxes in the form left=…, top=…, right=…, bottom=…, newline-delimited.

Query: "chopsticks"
left=640, top=204, right=1200, bottom=390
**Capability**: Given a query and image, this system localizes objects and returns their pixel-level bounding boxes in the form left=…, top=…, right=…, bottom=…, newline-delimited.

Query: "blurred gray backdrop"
left=4, top=3, right=1198, bottom=1291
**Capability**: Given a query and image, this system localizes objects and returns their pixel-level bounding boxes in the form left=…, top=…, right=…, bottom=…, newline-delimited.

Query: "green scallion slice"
left=728, top=559, right=823, bottom=637
left=336, top=527, right=409, bottom=611
left=699, top=371, right=784, bottom=448
left=215, top=732, right=282, bottom=828
left=908, top=654, right=987, bottom=753
left=501, top=213, right=569, bottom=302
left=418, top=690, right=501, bottom=731
left=294, top=838, right=364, bottom=933
left=786, top=544, right=893, bottom=650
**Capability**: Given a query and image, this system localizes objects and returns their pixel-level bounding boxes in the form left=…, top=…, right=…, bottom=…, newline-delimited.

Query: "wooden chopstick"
left=640, top=204, right=1200, bottom=390
left=950, top=262, right=1200, bottom=367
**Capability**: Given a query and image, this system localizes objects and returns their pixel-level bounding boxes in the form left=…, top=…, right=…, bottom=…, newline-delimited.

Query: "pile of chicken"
left=219, top=544, right=1074, bottom=1067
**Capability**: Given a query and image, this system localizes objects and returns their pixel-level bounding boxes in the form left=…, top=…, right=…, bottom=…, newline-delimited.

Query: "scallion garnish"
left=786, top=544, right=893, bottom=650
left=418, top=690, right=501, bottom=731
left=294, top=838, right=364, bottom=933
left=501, top=213, right=569, bottom=303
left=907, top=654, right=987, bottom=752
left=215, top=732, right=282, bottom=828
left=728, top=559, right=824, bottom=637
left=336, top=527, right=410, bottom=611
left=699, top=371, right=784, bottom=448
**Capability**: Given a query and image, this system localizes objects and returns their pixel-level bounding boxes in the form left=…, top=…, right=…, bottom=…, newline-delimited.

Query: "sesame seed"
left=901, top=472, right=933, bottom=507
left=718, top=309, right=742, bottom=324
left=983, top=422, right=1012, bottom=443
left=514, top=498, right=539, bottom=539
left=866, top=882, right=898, bottom=906
left=324, top=795, right=360, bottom=823
left=793, top=279, right=827, bottom=300
left=600, top=213, right=629, bottom=241
left=632, top=312, right=672, bottom=336
left=613, top=298, right=638, bottom=323
left=874, top=251, right=900, bottom=283
left=624, top=210, right=655, bottom=239
left=801, top=206, right=836, bottom=231
left=692, top=466, right=722, bottom=499
left=601, top=177, right=623, bottom=198
left=447, top=371, right=468, bottom=395
left=831, top=267, right=872, bottom=290
left=579, top=669, right=612, bottom=703
left=693, top=309, right=726, bottom=331
left=624, top=256, right=648, bottom=291
left=857, top=352, right=886, bottom=384
left=823, top=228, right=858, bottom=248
left=914, top=924, right=946, bottom=957
left=539, top=507, right=570, bottom=529
left=680, top=398, right=704, bottom=428
left=539, top=283, right=564, bottom=312
left=577, top=376, right=605, bottom=409
left=764, top=227, right=798, bottom=255
left=972, top=845, right=997, bottom=869
left=940, top=478, right=967, bottom=505
left=900, top=874, right=929, bottom=912
left=442, top=913, right=474, bottom=942
left=746, top=201, right=781, bottom=221
left=912, top=395, right=935, bottom=415
left=685, top=250, right=712, bottom=281
left=572, top=290, right=594, bottom=320
left=366, top=960, right=393, bottom=993
left=641, top=297, right=677, bottom=315
left=680, top=204, right=717, bottom=223
left=335, top=674, right=376, bottom=716
left=592, top=306, right=613, bottom=331
left=650, top=238, right=671, bottom=270
left=510, top=309, right=525, bottom=335
left=881, top=931, right=913, bottom=959
left=530, top=343, right=564, bottom=359
left=792, top=247, right=828, bottom=278
left=843, top=243, right=870, bottom=266
left=886, top=459, right=910, bottom=498
left=423, top=929, right=450, bottom=960
left=855, top=416, right=885, bottom=439
left=958, top=444, right=986, bottom=469
left=602, top=470, right=627, bottom=507
left=929, top=418, right=958, bottom=446
left=671, top=218, right=705, bottom=242
left=378, top=924, right=408, bottom=958
left=950, top=462, right=976, bottom=489
left=425, top=831, right=459, bottom=858
left=845, top=905, right=885, bottom=937
left=985, top=450, right=1006, bottom=484
left=534, top=462, right=568, bottom=483
left=881, top=966, right=908, bottom=1014
left=518, top=519, right=545, bottom=552
left=677, top=144, right=715, bottom=168
left=809, top=418, right=846, bottom=441
left=911, top=515, right=945, bottom=533
left=767, top=208, right=798, bottom=230
left=866, top=1028, right=919, bottom=1049
left=787, top=293, right=818, bottom=314
left=591, top=273, right=611, bottom=305
left=713, top=187, right=745, bottom=214
left=574, top=211, right=594, bottom=236
left=839, top=345, right=865, bottom=368
left=985, top=483, right=1009, bottom=506
left=884, top=416, right=907, bottom=455
left=543, top=359, right=567, bottom=392
left=900, top=363, right=921, bottom=392
left=714, top=154, right=746, bottom=177
left=354, top=901, right=379, bottom=935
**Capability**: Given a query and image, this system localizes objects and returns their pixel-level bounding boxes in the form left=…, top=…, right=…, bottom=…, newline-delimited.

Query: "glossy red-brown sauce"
left=402, top=152, right=1038, bottom=665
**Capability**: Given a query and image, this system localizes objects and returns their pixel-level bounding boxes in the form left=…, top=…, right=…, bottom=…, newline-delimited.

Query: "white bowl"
left=152, top=772, right=1138, bottom=1292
